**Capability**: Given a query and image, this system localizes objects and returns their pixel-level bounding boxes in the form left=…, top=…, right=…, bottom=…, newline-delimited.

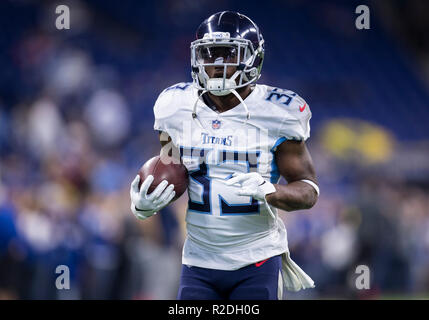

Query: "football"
left=138, top=155, right=189, bottom=201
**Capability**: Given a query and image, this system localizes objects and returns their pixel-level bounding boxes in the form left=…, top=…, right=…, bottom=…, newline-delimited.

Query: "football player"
left=130, top=11, right=319, bottom=300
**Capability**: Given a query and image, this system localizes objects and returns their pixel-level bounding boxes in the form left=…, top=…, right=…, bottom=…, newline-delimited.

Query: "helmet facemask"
left=191, top=32, right=264, bottom=96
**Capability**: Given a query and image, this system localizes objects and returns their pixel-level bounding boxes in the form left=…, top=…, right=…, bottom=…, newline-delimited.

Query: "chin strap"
left=192, top=89, right=208, bottom=130
left=230, top=88, right=250, bottom=122
left=192, top=87, right=251, bottom=131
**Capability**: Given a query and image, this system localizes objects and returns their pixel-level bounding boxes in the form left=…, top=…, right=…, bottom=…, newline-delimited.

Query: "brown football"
left=138, top=155, right=189, bottom=201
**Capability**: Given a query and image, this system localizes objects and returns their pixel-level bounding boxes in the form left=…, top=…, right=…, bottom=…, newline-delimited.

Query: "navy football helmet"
left=190, top=11, right=265, bottom=96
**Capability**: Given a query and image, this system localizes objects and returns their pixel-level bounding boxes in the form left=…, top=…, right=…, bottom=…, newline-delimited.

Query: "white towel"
left=281, top=251, right=315, bottom=292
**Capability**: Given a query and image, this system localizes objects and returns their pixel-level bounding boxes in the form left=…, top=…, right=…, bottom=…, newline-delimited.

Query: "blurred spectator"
left=84, top=89, right=130, bottom=148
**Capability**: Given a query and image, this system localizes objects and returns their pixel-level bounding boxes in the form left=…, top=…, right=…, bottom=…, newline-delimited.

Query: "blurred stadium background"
left=0, top=0, right=428, bottom=299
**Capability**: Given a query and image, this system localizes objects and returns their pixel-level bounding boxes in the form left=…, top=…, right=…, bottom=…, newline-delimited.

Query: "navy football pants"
left=177, top=255, right=282, bottom=300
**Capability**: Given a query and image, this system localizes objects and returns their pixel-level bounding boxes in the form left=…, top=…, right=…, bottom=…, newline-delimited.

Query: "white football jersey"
left=153, top=82, right=311, bottom=271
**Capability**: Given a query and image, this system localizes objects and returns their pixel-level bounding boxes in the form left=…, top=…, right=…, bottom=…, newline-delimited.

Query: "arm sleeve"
left=277, top=95, right=312, bottom=142
left=153, top=88, right=176, bottom=133
left=153, top=90, right=167, bottom=132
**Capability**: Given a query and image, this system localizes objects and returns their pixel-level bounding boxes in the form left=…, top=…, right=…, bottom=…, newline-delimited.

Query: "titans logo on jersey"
left=153, top=82, right=311, bottom=271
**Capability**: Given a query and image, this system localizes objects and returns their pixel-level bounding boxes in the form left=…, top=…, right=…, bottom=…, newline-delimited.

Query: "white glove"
left=130, top=175, right=175, bottom=220
left=225, top=172, right=276, bottom=202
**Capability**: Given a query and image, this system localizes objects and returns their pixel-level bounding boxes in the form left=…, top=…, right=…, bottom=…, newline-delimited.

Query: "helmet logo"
left=203, top=32, right=230, bottom=39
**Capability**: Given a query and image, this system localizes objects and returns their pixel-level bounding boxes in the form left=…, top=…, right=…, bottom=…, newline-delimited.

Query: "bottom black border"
left=1, top=299, right=426, bottom=318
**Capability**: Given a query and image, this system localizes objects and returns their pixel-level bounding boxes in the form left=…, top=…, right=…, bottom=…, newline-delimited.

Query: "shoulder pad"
left=264, top=86, right=311, bottom=141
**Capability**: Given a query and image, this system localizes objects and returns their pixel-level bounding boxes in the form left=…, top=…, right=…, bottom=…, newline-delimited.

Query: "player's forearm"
left=265, top=181, right=318, bottom=212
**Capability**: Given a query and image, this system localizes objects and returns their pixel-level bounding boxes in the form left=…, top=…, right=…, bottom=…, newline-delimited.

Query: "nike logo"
left=299, top=103, right=306, bottom=112
left=255, top=259, right=269, bottom=267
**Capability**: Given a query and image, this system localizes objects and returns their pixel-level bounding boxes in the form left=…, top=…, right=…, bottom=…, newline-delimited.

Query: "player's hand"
left=130, top=175, right=175, bottom=220
left=226, top=172, right=276, bottom=202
